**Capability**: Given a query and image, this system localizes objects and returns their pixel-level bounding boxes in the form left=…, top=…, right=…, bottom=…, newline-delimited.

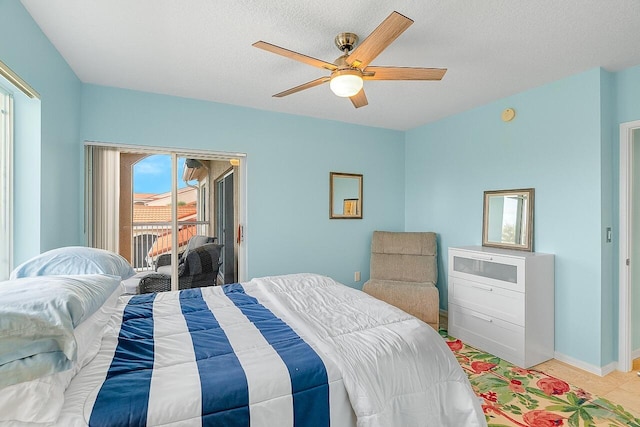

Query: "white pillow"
left=0, top=274, right=122, bottom=387
left=0, top=284, right=123, bottom=424
left=10, top=246, right=135, bottom=280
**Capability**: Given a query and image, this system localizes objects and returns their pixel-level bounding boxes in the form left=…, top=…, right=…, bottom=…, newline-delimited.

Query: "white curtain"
left=86, top=145, right=120, bottom=252
left=0, top=87, right=13, bottom=280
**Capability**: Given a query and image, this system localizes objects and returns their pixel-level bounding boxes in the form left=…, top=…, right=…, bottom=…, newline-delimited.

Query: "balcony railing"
left=131, top=221, right=210, bottom=272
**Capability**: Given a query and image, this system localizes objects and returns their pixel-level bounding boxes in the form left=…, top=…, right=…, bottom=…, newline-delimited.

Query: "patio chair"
left=155, top=234, right=217, bottom=274
left=139, top=243, right=223, bottom=293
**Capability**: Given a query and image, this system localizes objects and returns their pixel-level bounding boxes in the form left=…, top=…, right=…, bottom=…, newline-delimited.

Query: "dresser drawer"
left=449, top=250, right=524, bottom=293
left=448, top=303, right=525, bottom=367
left=449, top=277, right=524, bottom=326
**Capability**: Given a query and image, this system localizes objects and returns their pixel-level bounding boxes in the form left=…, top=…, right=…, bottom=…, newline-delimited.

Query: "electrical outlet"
left=354, top=271, right=361, bottom=281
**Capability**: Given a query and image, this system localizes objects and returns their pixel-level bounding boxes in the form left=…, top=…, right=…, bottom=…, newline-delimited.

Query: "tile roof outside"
left=133, top=204, right=197, bottom=223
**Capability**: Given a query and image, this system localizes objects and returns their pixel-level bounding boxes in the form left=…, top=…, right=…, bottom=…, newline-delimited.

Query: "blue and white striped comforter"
left=56, top=273, right=484, bottom=427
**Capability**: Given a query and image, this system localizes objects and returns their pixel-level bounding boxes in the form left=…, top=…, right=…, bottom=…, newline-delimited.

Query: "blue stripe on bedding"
left=179, top=288, right=250, bottom=426
left=89, top=293, right=157, bottom=427
left=223, top=283, right=330, bottom=427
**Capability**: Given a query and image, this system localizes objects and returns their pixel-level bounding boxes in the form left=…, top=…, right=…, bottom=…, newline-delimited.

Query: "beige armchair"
left=362, top=231, right=440, bottom=330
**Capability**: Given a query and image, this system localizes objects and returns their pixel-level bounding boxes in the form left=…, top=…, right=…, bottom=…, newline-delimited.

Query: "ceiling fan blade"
left=273, top=77, right=331, bottom=97
left=350, top=89, right=368, bottom=108
left=346, top=11, right=413, bottom=69
left=253, top=41, right=337, bottom=71
left=363, top=66, right=447, bottom=80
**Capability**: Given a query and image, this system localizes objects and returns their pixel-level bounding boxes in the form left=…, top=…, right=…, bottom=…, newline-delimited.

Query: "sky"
left=133, top=155, right=188, bottom=194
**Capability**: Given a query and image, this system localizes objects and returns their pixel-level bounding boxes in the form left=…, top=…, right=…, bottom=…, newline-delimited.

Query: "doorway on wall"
left=85, top=144, right=247, bottom=290
left=619, top=120, right=640, bottom=372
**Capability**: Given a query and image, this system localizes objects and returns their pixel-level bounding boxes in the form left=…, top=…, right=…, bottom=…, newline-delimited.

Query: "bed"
left=0, top=248, right=486, bottom=426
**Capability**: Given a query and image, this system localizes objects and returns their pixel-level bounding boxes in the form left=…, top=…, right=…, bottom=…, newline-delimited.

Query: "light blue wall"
left=80, top=85, right=405, bottom=286
left=405, top=69, right=606, bottom=366
left=0, top=0, right=82, bottom=264
left=599, top=69, right=615, bottom=366
left=615, top=64, right=640, bottom=123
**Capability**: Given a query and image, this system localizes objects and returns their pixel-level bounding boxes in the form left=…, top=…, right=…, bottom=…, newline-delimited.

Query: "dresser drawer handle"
left=471, top=284, right=493, bottom=292
left=469, top=254, right=493, bottom=261
left=470, top=312, right=493, bottom=323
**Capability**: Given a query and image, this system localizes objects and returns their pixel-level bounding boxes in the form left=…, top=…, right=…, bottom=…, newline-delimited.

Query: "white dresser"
left=448, top=246, right=554, bottom=368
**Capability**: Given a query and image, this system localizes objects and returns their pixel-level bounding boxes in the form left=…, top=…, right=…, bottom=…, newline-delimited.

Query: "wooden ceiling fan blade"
left=363, top=66, right=447, bottom=80
left=253, top=41, right=337, bottom=71
left=350, top=89, right=368, bottom=108
left=273, top=77, right=330, bottom=97
left=346, top=11, right=413, bottom=69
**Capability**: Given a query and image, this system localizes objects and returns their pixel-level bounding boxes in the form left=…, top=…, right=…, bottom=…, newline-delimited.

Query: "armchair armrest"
left=155, top=253, right=173, bottom=270
left=138, top=273, right=171, bottom=293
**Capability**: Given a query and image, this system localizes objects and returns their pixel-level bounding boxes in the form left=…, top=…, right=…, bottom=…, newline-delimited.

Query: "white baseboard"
left=632, top=348, right=640, bottom=360
left=553, top=351, right=617, bottom=377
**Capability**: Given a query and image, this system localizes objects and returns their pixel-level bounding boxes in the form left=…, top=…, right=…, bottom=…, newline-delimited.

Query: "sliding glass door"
left=86, top=144, right=243, bottom=291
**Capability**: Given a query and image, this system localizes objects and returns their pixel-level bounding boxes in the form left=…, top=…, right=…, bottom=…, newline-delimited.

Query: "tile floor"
left=534, top=358, right=640, bottom=418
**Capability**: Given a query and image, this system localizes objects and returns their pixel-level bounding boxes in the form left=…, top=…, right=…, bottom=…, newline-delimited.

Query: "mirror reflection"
left=482, top=188, right=534, bottom=251
left=330, top=172, right=363, bottom=219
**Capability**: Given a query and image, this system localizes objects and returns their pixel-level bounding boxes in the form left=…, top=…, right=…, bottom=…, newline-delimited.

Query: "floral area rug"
left=441, top=331, right=640, bottom=427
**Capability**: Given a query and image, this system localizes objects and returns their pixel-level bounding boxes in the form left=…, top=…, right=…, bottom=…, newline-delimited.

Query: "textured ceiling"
left=20, top=0, right=640, bottom=130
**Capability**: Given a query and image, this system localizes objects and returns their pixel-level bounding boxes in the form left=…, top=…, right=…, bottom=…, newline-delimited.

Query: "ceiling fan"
left=253, top=11, right=447, bottom=108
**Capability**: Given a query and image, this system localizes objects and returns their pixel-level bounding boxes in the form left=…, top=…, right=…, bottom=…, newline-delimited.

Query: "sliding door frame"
left=84, top=141, right=249, bottom=284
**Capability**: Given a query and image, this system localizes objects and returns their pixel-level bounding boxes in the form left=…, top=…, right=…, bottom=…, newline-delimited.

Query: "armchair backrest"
left=181, top=235, right=217, bottom=260
left=369, top=231, right=437, bottom=283
left=182, top=243, right=223, bottom=277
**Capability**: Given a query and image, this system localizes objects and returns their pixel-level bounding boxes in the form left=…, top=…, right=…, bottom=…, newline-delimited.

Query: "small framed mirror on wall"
left=330, top=172, right=363, bottom=219
left=482, top=188, right=534, bottom=251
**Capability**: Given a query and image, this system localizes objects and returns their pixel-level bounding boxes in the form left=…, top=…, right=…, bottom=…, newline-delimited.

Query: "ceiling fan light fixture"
left=330, top=69, right=363, bottom=97
left=254, top=12, right=445, bottom=108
